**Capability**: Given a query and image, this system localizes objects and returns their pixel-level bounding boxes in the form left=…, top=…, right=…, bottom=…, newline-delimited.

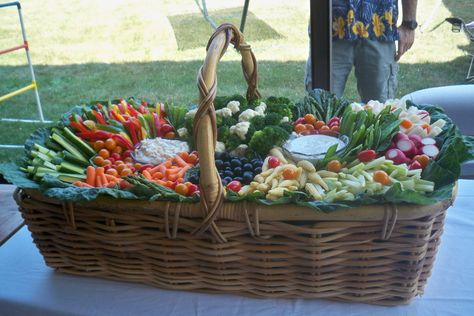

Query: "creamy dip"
left=283, top=134, right=347, bottom=163
left=133, top=138, right=189, bottom=165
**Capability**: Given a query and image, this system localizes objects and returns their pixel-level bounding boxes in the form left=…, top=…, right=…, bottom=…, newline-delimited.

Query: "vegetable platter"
left=3, top=24, right=473, bottom=305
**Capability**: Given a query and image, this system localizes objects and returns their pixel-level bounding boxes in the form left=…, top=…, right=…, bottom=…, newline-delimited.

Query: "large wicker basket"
left=15, top=24, right=455, bottom=305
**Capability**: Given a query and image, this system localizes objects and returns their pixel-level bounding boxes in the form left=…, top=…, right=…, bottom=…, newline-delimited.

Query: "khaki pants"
left=305, top=39, right=399, bottom=103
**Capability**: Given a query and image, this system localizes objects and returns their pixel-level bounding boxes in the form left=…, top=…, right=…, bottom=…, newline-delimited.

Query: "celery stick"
left=363, top=157, right=387, bottom=170
left=349, top=162, right=365, bottom=173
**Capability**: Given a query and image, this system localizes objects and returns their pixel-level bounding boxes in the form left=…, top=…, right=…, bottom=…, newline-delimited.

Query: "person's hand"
left=396, top=26, right=415, bottom=61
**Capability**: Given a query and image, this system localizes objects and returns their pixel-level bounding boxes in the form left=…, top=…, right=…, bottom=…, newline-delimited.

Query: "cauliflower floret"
left=366, top=100, right=388, bottom=115
left=185, top=109, right=198, bottom=120
left=350, top=102, right=364, bottom=112
left=239, top=109, right=263, bottom=122
left=226, top=100, right=240, bottom=114
left=254, top=102, right=267, bottom=115
left=230, top=144, right=248, bottom=157
left=177, top=127, right=188, bottom=137
left=216, top=107, right=232, bottom=117
left=216, top=141, right=226, bottom=153
left=229, top=121, right=251, bottom=140
left=280, top=116, right=289, bottom=123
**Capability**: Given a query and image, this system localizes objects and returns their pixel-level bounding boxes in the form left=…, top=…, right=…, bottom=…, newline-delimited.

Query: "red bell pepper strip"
left=92, top=110, right=107, bottom=125
left=111, top=134, right=134, bottom=150
left=77, top=130, right=113, bottom=141
left=138, top=105, right=147, bottom=114
left=96, top=103, right=103, bottom=110
left=127, top=104, right=140, bottom=117
left=69, top=121, right=89, bottom=133
left=125, top=120, right=139, bottom=145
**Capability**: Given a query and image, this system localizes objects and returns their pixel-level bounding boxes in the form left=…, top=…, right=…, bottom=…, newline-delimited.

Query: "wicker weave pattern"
left=16, top=188, right=448, bottom=305
left=14, top=24, right=455, bottom=305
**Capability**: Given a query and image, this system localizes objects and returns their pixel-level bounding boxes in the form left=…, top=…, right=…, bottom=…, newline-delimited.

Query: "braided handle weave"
left=192, top=23, right=260, bottom=243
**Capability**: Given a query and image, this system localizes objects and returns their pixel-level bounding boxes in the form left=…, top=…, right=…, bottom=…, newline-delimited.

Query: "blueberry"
left=254, top=166, right=262, bottom=174
left=234, top=176, right=243, bottom=183
left=243, top=163, right=253, bottom=171
left=242, top=171, right=254, bottom=184
left=252, top=160, right=262, bottom=168
left=224, top=176, right=233, bottom=184
left=223, top=161, right=231, bottom=169
left=224, top=170, right=234, bottom=178
left=240, top=157, right=249, bottom=164
left=225, top=166, right=232, bottom=171
left=189, top=176, right=199, bottom=184
left=221, top=152, right=230, bottom=161
left=215, top=160, right=224, bottom=170
left=215, top=152, right=224, bottom=160
left=233, top=167, right=242, bottom=176
left=221, top=179, right=229, bottom=186
left=230, top=159, right=242, bottom=168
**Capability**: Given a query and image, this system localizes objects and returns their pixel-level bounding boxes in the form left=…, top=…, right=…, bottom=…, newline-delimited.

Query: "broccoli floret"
left=278, top=121, right=294, bottom=134
left=226, top=134, right=243, bottom=151
left=248, top=125, right=290, bottom=156
left=217, top=126, right=230, bottom=142
left=219, top=116, right=237, bottom=128
left=265, top=96, right=294, bottom=121
left=264, top=112, right=283, bottom=126
left=249, top=115, right=266, bottom=131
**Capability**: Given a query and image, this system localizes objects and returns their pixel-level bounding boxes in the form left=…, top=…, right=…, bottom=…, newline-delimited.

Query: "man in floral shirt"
left=305, top=0, right=418, bottom=103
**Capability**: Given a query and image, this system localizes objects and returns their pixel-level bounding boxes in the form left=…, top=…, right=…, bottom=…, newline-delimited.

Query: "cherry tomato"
left=304, top=114, right=317, bottom=124
left=110, top=153, right=121, bottom=161
left=120, top=168, right=132, bottom=177
left=104, top=138, right=117, bottom=151
left=413, top=154, right=430, bottom=169
left=122, top=150, right=132, bottom=158
left=93, top=156, right=105, bottom=166
left=226, top=180, right=242, bottom=192
left=373, top=170, right=390, bottom=186
left=267, top=156, right=280, bottom=168
left=320, top=125, right=330, bottom=131
left=314, top=120, right=325, bottom=129
left=327, top=160, right=342, bottom=173
left=175, top=183, right=189, bottom=196
left=106, top=168, right=119, bottom=177
left=112, top=146, right=123, bottom=154
left=164, top=131, right=176, bottom=139
left=116, top=164, right=126, bottom=174
left=124, top=157, right=134, bottom=163
left=294, top=124, right=306, bottom=134
left=304, top=124, right=315, bottom=130
left=103, top=159, right=112, bottom=166
left=93, top=140, right=105, bottom=151
left=98, top=149, right=110, bottom=159
left=282, top=168, right=298, bottom=180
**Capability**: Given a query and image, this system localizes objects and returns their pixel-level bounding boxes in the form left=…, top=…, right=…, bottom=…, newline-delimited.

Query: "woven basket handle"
left=192, top=23, right=260, bottom=243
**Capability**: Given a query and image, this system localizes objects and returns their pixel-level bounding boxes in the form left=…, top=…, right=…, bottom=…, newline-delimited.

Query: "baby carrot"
left=73, top=181, right=94, bottom=188
left=176, top=165, right=191, bottom=178
left=174, top=155, right=188, bottom=168
left=86, top=166, right=96, bottom=187
left=142, top=169, right=153, bottom=180
left=96, top=167, right=108, bottom=186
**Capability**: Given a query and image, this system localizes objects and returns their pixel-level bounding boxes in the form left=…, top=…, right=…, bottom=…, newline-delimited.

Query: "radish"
left=294, top=117, right=305, bottom=125
left=393, top=132, right=409, bottom=143
left=385, top=148, right=410, bottom=165
left=396, top=139, right=417, bottom=158
left=421, top=137, right=436, bottom=146
left=328, top=117, right=340, bottom=125
left=422, top=145, right=439, bottom=158
left=409, top=160, right=422, bottom=170
left=408, top=134, right=423, bottom=149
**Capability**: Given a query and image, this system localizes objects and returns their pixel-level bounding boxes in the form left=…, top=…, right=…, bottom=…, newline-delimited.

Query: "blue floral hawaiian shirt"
left=332, top=0, right=399, bottom=41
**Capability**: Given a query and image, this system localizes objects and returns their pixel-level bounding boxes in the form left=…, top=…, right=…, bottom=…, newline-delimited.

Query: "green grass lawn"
left=0, top=0, right=472, bottom=162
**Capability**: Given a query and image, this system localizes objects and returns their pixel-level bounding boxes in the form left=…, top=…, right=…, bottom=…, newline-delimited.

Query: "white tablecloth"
left=1, top=180, right=474, bottom=316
